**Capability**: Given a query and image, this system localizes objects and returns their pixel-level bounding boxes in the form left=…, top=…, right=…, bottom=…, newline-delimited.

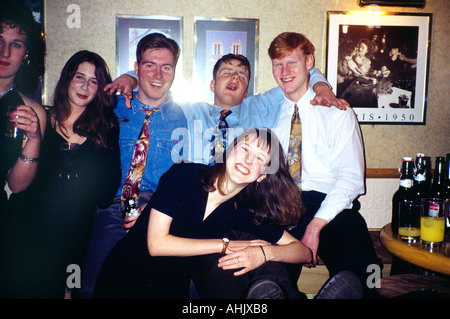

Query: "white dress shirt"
left=273, top=88, right=365, bottom=223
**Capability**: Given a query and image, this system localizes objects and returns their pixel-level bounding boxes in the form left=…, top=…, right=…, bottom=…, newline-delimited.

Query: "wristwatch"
left=221, top=238, right=230, bottom=254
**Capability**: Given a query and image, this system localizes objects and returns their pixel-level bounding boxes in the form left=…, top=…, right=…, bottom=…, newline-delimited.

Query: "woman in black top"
left=2, top=51, right=121, bottom=298
left=0, top=2, right=46, bottom=206
left=94, top=128, right=311, bottom=298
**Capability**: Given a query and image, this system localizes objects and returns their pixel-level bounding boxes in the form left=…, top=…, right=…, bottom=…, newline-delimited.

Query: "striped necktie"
left=209, top=109, right=231, bottom=165
left=287, top=104, right=302, bottom=189
left=121, top=108, right=160, bottom=205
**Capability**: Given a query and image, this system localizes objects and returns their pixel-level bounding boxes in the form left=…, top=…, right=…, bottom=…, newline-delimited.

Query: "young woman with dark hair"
left=0, top=1, right=46, bottom=204
left=94, top=128, right=311, bottom=299
left=50, top=50, right=118, bottom=148
left=2, top=50, right=121, bottom=298
left=200, top=128, right=303, bottom=226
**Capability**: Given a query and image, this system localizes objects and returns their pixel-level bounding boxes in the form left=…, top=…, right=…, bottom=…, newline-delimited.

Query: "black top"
left=94, top=162, right=284, bottom=298
left=23, top=121, right=122, bottom=209
left=0, top=89, right=25, bottom=205
left=135, top=162, right=284, bottom=243
left=1, top=117, right=121, bottom=298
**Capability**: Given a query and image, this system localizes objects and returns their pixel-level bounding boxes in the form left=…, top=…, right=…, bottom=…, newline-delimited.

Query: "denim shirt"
left=114, top=94, right=188, bottom=196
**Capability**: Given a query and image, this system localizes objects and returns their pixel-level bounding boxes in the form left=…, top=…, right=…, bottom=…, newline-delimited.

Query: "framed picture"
left=326, top=12, right=432, bottom=124
left=194, top=18, right=259, bottom=102
left=116, top=15, right=183, bottom=77
left=358, top=0, right=425, bottom=8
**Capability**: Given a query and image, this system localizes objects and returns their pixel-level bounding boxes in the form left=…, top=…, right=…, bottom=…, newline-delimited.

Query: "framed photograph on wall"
left=358, top=0, right=425, bottom=8
left=194, top=18, right=259, bottom=103
left=326, top=12, right=432, bottom=124
left=116, top=15, right=183, bottom=77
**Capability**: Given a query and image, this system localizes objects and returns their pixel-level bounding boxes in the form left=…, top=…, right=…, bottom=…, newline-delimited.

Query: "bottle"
left=445, top=153, right=450, bottom=197
left=428, top=156, right=448, bottom=199
left=411, top=153, right=430, bottom=201
left=391, top=157, right=415, bottom=235
left=123, top=198, right=140, bottom=218
left=445, top=154, right=450, bottom=241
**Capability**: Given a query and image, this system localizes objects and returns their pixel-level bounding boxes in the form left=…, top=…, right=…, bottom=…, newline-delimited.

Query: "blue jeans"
left=79, top=190, right=154, bottom=298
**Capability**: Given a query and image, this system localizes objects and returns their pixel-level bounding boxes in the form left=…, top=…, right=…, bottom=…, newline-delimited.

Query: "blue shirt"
left=181, top=67, right=327, bottom=164
left=181, top=101, right=243, bottom=163
left=114, top=94, right=188, bottom=196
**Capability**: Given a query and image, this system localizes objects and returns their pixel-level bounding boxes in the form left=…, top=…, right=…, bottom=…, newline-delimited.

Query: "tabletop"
left=380, top=223, right=450, bottom=276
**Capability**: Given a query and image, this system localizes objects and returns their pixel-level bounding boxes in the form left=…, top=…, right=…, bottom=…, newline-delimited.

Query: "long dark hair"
left=50, top=50, right=117, bottom=148
left=200, top=128, right=304, bottom=226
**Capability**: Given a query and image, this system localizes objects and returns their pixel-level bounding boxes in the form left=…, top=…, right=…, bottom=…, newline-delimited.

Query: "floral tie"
left=121, top=108, right=159, bottom=205
left=287, top=104, right=302, bottom=189
left=209, top=109, right=231, bottom=165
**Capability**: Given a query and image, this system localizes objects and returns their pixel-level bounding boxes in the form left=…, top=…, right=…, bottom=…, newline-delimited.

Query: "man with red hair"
left=266, top=32, right=380, bottom=298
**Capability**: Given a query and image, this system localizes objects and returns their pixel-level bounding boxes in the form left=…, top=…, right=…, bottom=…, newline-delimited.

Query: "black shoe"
left=315, top=271, right=363, bottom=299
left=246, top=279, right=284, bottom=299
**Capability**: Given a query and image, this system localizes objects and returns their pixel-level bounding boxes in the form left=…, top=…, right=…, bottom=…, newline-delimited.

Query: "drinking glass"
left=398, top=199, right=421, bottom=243
left=420, top=198, right=447, bottom=247
left=5, top=105, right=25, bottom=140
left=59, top=142, right=80, bottom=180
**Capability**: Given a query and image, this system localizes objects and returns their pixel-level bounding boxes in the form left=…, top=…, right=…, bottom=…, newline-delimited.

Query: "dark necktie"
left=209, top=109, right=231, bottom=165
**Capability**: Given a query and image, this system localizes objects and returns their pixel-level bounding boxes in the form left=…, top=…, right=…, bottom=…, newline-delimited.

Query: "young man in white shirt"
left=268, top=32, right=380, bottom=297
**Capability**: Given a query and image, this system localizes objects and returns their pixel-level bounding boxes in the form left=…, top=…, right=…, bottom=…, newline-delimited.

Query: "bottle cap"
left=416, top=153, right=425, bottom=157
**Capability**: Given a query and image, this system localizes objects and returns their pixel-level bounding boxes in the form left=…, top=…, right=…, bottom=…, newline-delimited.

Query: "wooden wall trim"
left=366, top=168, right=399, bottom=179
left=366, top=168, right=436, bottom=178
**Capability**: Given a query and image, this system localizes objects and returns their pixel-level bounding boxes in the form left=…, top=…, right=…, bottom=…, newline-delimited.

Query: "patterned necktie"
left=209, top=109, right=232, bottom=165
left=121, top=108, right=160, bottom=205
left=287, top=104, right=302, bottom=189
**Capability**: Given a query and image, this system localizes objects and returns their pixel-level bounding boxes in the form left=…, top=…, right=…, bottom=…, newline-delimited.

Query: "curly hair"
left=0, top=1, right=46, bottom=94
left=200, top=128, right=304, bottom=226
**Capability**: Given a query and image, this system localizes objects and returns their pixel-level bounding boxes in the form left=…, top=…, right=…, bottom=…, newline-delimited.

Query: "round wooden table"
left=380, top=223, right=450, bottom=276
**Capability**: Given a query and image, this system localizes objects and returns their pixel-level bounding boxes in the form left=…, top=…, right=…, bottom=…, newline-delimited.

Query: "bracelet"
left=19, top=153, right=39, bottom=163
left=260, top=246, right=267, bottom=263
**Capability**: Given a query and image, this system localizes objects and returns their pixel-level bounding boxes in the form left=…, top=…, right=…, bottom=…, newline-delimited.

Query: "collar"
left=282, top=87, right=315, bottom=113
left=209, top=103, right=241, bottom=119
left=130, top=92, right=174, bottom=120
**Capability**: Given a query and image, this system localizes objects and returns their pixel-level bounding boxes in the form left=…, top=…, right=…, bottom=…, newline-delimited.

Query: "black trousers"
left=192, top=191, right=382, bottom=298
left=287, top=191, right=382, bottom=284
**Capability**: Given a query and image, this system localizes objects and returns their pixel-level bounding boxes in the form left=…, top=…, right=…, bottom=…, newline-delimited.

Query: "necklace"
left=0, top=84, right=15, bottom=99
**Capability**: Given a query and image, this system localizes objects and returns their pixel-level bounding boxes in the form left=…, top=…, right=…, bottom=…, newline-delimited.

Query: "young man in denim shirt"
left=80, top=33, right=187, bottom=298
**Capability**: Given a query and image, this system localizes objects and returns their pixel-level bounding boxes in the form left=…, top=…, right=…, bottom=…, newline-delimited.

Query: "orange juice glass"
left=420, top=198, right=447, bottom=247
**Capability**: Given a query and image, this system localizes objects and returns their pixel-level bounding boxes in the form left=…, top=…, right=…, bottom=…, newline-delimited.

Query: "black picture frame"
left=326, top=11, right=432, bottom=124
left=358, top=0, right=425, bottom=8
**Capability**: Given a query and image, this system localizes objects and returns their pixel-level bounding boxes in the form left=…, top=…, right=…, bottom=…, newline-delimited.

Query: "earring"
left=23, top=54, right=30, bottom=66
left=255, top=182, right=259, bottom=191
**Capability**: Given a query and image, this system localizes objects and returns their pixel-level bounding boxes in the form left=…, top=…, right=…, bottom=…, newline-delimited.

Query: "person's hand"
left=311, top=82, right=349, bottom=110
left=218, top=245, right=268, bottom=276
left=9, top=105, right=41, bottom=141
left=123, top=202, right=148, bottom=232
left=104, top=74, right=137, bottom=109
left=300, top=217, right=327, bottom=267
